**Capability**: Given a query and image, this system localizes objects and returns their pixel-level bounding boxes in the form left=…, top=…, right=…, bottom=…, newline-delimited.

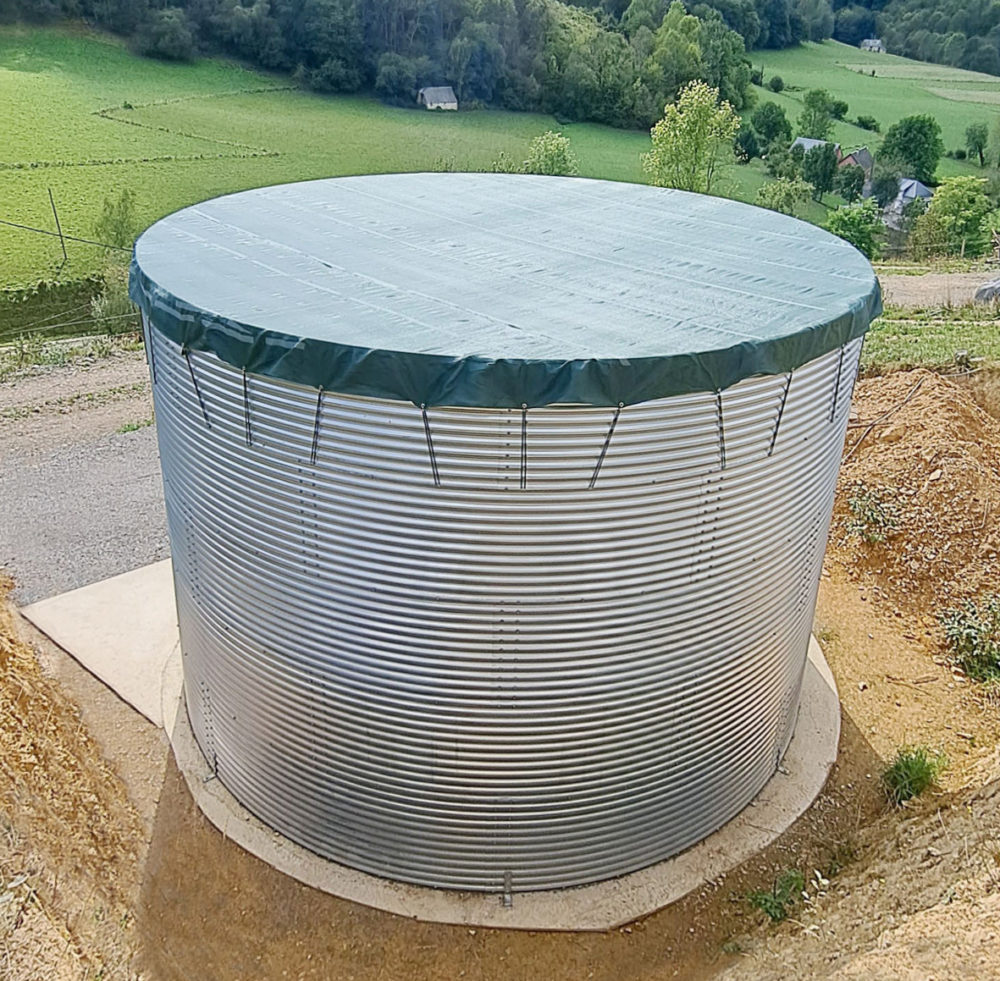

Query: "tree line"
left=0, top=0, right=844, bottom=127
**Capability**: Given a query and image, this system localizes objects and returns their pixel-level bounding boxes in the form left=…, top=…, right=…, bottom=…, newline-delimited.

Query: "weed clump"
left=747, top=868, right=804, bottom=922
left=844, top=481, right=901, bottom=544
left=882, top=746, right=947, bottom=806
left=939, top=594, right=1000, bottom=681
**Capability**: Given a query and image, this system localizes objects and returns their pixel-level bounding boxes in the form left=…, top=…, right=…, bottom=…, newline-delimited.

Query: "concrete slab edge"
left=166, top=638, right=839, bottom=932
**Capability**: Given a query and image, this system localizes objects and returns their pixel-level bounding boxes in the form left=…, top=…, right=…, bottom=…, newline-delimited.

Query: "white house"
left=861, top=38, right=886, bottom=53
left=417, top=86, right=458, bottom=111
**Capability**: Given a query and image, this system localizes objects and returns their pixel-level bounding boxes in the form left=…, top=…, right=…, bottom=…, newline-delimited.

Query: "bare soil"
left=2, top=364, right=1000, bottom=979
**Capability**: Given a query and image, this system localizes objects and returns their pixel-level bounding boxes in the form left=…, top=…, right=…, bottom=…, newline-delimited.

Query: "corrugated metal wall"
left=148, top=320, right=859, bottom=893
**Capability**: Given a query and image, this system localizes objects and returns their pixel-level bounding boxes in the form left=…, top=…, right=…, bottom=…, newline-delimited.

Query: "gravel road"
left=0, top=353, right=168, bottom=604
left=878, top=271, right=991, bottom=308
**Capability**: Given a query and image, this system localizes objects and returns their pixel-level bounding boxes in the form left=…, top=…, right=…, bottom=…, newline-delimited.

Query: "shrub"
left=825, top=199, right=884, bottom=258
left=856, top=114, right=880, bottom=132
left=90, top=262, right=138, bottom=335
left=767, top=75, right=784, bottom=92
left=882, top=746, right=946, bottom=806
left=955, top=148, right=968, bottom=160
left=523, top=131, right=578, bottom=176
left=748, top=869, right=805, bottom=922
left=939, top=594, right=1000, bottom=681
left=734, top=127, right=760, bottom=163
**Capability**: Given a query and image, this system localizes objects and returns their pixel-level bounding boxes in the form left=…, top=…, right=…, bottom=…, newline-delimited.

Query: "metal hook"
left=421, top=404, right=440, bottom=487
left=310, top=387, right=324, bottom=465
left=242, top=368, right=253, bottom=447
left=589, top=402, right=623, bottom=489
left=183, top=349, right=211, bottom=428
left=768, top=372, right=792, bottom=457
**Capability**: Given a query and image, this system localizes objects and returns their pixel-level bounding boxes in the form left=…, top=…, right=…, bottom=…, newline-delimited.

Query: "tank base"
left=164, top=637, right=838, bottom=932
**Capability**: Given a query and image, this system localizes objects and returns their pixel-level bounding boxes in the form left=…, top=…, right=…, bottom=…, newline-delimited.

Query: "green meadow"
left=5, top=27, right=1000, bottom=311
left=753, top=39, right=1000, bottom=176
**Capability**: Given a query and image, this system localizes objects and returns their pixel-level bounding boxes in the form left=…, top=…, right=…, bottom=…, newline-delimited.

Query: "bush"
left=829, top=98, right=849, bottom=120
left=955, top=148, right=967, bottom=160
left=734, top=127, right=760, bottom=163
left=882, top=746, right=946, bottom=806
left=856, top=114, right=880, bottom=132
left=767, top=75, right=784, bottom=92
left=90, top=263, right=138, bottom=335
left=748, top=869, right=805, bottom=922
left=523, top=131, right=578, bottom=176
left=939, top=594, right=1000, bottom=681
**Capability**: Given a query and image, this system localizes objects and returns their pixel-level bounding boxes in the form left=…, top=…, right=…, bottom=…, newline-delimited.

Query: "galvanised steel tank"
left=130, top=174, right=880, bottom=893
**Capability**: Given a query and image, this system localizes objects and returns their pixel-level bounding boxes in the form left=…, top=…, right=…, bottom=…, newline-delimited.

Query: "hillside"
left=0, top=25, right=779, bottom=294
left=754, top=39, right=1000, bottom=171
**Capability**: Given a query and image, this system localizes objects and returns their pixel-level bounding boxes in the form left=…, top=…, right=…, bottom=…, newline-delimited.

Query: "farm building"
left=884, top=177, right=933, bottom=229
left=860, top=38, right=886, bottom=52
left=129, top=173, right=881, bottom=895
left=840, top=146, right=874, bottom=178
left=417, top=85, right=458, bottom=110
left=792, top=136, right=842, bottom=161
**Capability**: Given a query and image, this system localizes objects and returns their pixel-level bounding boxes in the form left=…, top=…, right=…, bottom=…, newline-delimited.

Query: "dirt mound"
left=0, top=577, right=143, bottom=978
left=831, top=369, right=1000, bottom=617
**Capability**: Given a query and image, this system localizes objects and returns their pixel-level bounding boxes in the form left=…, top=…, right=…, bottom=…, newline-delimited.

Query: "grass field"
left=1, top=25, right=793, bottom=296
left=753, top=40, right=1000, bottom=177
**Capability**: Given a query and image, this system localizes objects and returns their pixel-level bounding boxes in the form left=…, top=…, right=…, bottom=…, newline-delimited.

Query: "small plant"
left=882, top=746, right=947, bottom=806
left=844, top=481, right=901, bottom=543
left=747, top=868, right=804, bottom=922
left=939, top=594, right=1000, bottom=681
left=118, top=417, right=154, bottom=433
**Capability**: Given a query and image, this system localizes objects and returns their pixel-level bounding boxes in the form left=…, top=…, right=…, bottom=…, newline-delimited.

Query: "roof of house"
left=791, top=137, right=841, bottom=154
left=842, top=147, right=873, bottom=171
left=418, top=86, right=457, bottom=104
left=899, top=178, right=933, bottom=199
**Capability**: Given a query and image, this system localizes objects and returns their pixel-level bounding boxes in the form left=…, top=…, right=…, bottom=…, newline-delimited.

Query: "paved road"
left=0, top=355, right=169, bottom=605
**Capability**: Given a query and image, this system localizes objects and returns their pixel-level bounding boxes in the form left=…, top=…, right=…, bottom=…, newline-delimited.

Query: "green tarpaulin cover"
left=129, top=173, right=881, bottom=408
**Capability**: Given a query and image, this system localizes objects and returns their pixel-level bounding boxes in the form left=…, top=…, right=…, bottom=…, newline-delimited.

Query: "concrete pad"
left=26, top=561, right=839, bottom=930
left=22, top=559, right=178, bottom=728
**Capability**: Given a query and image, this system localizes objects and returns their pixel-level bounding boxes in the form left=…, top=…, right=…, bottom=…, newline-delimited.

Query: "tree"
left=755, top=176, right=811, bottom=215
left=93, top=188, right=140, bottom=249
left=965, top=122, right=989, bottom=167
left=871, top=157, right=904, bottom=207
left=751, top=101, right=791, bottom=146
left=797, top=88, right=832, bottom=141
left=880, top=114, right=944, bottom=185
left=767, top=74, right=784, bottom=92
left=734, top=126, right=760, bottom=162
left=824, top=199, right=883, bottom=259
left=802, top=141, right=838, bottom=200
left=524, top=131, right=579, bottom=175
left=828, top=97, right=848, bottom=120
left=135, top=7, right=195, bottom=61
left=795, top=0, right=834, bottom=42
left=855, top=114, right=880, bottom=132
left=642, top=80, right=740, bottom=193
left=912, top=176, right=993, bottom=257
left=834, top=163, right=865, bottom=203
